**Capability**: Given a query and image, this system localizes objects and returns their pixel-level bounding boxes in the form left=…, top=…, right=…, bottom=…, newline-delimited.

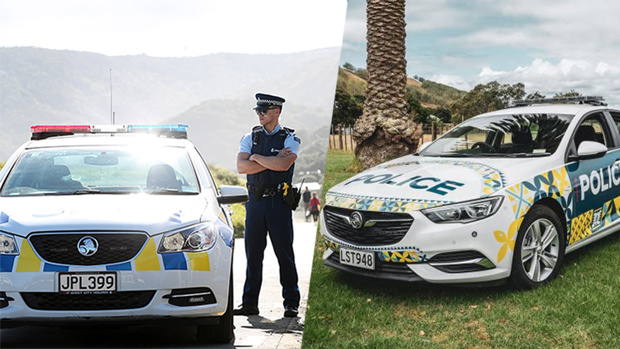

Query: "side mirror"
left=217, top=185, right=249, bottom=205
left=574, top=141, right=607, bottom=161
left=418, top=142, right=432, bottom=153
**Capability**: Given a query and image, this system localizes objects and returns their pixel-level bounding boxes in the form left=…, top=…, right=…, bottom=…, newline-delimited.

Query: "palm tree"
left=353, top=0, right=422, bottom=168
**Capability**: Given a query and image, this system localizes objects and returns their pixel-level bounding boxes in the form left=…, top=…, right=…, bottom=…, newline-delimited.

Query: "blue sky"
left=341, top=0, right=620, bottom=106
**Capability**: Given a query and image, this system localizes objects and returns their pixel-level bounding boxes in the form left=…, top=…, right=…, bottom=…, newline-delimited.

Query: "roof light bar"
left=30, top=125, right=91, bottom=140
left=31, top=124, right=188, bottom=140
left=511, top=96, right=607, bottom=107
left=127, top=124, right=188, bottom=139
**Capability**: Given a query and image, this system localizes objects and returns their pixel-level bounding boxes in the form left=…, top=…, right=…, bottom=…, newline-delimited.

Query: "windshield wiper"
left=433, top=153, right=475, bottom=157
left=504, top=153, right=550, bottom=158
left=72, top=188, right=101, bottom=194
left=147, top=188, right=197, bottom=195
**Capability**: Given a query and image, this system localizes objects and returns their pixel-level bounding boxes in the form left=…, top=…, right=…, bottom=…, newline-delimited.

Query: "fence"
left=329, top=123, right=454, bottom=151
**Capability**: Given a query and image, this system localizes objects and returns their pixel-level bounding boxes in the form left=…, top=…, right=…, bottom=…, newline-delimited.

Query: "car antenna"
left=110, top=68, right=115, bottom=124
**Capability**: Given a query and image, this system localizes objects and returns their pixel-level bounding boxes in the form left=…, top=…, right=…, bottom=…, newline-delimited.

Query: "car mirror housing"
left=574, top=141, right=608, bottom=161
left=217, top=185, right=249, bottom=205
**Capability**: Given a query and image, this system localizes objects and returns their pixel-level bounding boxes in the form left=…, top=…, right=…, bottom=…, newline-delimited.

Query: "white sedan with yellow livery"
left=321, top=97, right=620, bottom=288
left=0, top=124, right=247, bottom=344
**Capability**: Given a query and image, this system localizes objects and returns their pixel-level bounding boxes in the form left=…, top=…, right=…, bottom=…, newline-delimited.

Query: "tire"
left=197, top=269, right=234, bottom=344
left=509, top=205, right=566, bottom=289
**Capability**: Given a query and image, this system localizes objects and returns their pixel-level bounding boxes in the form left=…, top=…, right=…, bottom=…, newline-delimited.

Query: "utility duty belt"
left=248, top=183, right=301, bottom=210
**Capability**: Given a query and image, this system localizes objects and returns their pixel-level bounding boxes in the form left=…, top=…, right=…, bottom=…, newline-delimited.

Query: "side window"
left=611, top=112, right=620, bottom=140
left=572, top=113, right=612, bottom=151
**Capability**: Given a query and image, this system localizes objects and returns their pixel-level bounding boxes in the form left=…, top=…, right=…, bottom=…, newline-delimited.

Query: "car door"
left=565, top=111, right=620, bottom=246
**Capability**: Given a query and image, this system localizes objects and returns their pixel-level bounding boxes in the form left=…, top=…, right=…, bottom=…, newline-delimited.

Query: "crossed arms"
left=237, top=147, right=297, bottom=174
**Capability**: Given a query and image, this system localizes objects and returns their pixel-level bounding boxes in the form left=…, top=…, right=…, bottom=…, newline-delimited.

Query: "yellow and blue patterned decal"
left=0, top=255, right=16, bottom=272
left=505, top=167, right=573, bottom=220
left=16, top=240, right=41, bottom=272
left=168, top=210, right=183, bottom=223
left=162, top=252, right=188, bottom=270
left=324, top=238, right=428, bottom=263
left=134, top=237, right=161, bottom=271
left=569, top=209, right=594, bottom=245
left=501, top=151, right=620, bottom=251
left=568, top=198, right=620, bottom=245
left=188, top=252, right=210, bottom=271
left=493, top=216, right=524, bottom=263
left=3, top=237, right=212, bottom=272
left=377, top=159, right=506, bottom=197
left=495, top=166, right=572, bottom=262
left=566, top=149, right=620, bottom=244
left=325, top=192, right=451, bottom=213
left=603, top=197, right=620, bottom=228
left=378, top=249, right=428, bottom=263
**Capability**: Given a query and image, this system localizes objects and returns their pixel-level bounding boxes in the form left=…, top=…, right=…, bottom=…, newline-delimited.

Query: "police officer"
left=235, top=93, right=301, bottom=318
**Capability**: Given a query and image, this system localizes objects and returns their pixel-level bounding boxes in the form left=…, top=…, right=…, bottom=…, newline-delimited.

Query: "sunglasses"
left=255, top=107, right=277, bottom=116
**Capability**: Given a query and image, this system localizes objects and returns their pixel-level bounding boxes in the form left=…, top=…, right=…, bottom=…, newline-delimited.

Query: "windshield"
left=421, top=113, right=573, bottom=157
left=1, top=146, right=200, bottom=196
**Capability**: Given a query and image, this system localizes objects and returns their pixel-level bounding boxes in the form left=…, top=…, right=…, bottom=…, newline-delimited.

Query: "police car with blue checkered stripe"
left=0, top=124, right=247, bottom=344
left=321, top=96, right=620, bottom=288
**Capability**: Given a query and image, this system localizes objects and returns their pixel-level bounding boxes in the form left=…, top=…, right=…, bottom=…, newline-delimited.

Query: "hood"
left=326, top=155, right=538, bottom=212
left=0, top=194, right=209, bottom=237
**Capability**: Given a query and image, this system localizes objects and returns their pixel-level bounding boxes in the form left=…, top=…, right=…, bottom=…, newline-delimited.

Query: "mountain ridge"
left=0, top=46, right=341, bottom=172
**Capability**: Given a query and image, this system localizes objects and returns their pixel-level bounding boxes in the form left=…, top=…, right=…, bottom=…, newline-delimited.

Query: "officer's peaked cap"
left=254, top=93, right=285, bottom=110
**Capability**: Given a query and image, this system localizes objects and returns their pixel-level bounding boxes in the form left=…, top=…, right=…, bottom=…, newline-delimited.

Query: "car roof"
left=473, top=104, right=616, bottom=119
left=24, top=134, right=192, bottom=150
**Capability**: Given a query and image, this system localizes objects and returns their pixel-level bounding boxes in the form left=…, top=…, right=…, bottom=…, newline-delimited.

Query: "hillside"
left=338, top=67, right=465, bottom=109
left=0, top=47, right=340, bottom=174
left=164, top=99, right=330, bottom=180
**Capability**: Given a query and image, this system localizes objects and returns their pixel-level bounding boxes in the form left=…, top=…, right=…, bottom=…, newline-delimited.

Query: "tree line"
left=335, top=63, right=582, bottom=128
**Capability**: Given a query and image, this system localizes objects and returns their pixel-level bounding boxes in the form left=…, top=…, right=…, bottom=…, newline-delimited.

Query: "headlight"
left=158, top=222, right=218, bottom=253
left=421, top=196, right=503, bottom=223
left=0, top=232, right=19, bottom=255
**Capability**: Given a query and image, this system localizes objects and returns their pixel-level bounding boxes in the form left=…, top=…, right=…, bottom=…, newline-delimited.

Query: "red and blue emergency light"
left=30, top=124, right=188, bottom=140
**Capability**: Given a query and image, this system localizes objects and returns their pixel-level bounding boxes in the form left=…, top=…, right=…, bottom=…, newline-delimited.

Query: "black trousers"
left=242, top=193, right=300, bottom=308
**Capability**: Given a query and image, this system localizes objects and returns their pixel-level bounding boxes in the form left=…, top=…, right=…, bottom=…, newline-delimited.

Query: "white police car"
left=0, top=124, right=248, bottom=344
left=321, top=96, right=620, bottom=288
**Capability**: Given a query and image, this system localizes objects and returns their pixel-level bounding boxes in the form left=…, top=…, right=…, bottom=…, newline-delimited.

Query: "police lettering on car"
left=235, top=93, right=302, bottom=317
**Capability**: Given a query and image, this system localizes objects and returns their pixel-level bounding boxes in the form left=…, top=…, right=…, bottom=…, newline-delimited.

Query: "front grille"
left=324, top=206, right=413, bottom=246
left=29, top=233, right=148, bottom=265
left=21, top=291, right=155, bottom=310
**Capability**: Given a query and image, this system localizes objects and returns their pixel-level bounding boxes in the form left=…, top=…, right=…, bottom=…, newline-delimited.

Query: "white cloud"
left=430, top=74, right=471, bottom=91
left=476, top=58, right=620, bottom=106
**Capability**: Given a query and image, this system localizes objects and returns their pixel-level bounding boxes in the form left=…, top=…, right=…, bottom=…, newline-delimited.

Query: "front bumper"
left=320, top=198, right=517, bottom=284
left=0, top=236, right=232, bottom=326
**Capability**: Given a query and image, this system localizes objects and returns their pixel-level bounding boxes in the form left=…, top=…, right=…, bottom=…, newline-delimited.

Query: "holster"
left=249, top=183, right=265, bottom=201
left=280, top=182, right=301, bottom=210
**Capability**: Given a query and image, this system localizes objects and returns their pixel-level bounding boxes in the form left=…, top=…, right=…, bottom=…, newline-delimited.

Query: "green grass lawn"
left=302, top=149, right=620, bottom=349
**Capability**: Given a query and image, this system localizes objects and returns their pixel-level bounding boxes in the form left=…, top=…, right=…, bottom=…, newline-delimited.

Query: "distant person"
left=309, top=192, right=321, bottom=225
left=302, top=186, right=311, bottom=221
left=235, top=93, right=301, bottom=318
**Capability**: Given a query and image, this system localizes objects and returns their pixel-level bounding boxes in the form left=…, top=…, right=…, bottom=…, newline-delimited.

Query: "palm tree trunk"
left=353, top=0, right=421, bottom=168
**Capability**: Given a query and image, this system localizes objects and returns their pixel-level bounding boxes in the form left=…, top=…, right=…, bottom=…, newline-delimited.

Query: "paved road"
left=0, top=213, right=318, bottom=348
